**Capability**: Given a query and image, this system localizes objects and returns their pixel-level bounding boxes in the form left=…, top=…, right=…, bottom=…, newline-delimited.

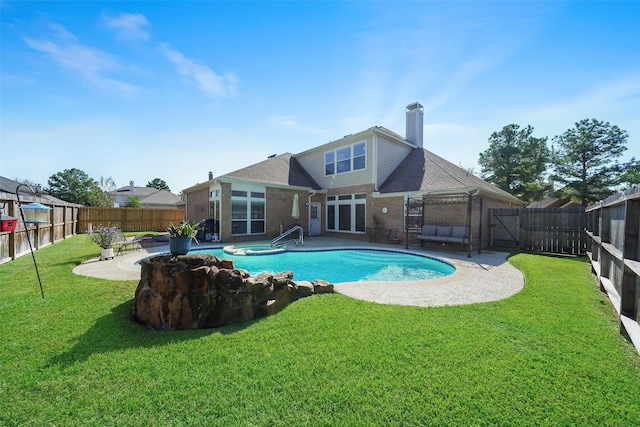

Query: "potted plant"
left=167, top=220, right=199, bottom=255
left=88, top=224, right=119, bottom=260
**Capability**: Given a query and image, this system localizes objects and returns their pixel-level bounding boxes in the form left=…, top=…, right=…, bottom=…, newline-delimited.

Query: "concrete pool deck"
left=72, top=237, right=524, bottom=307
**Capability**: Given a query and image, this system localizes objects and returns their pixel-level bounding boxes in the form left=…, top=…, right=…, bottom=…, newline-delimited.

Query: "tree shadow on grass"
left=48, top=299, right=257, bottom=368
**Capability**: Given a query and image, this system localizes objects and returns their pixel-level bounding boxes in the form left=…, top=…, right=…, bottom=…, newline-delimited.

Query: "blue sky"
left=1, top=1, right=639, bottom=194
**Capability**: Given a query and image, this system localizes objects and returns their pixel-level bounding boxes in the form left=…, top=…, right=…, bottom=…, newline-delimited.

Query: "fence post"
left=621, top=198, right=639, bottom=320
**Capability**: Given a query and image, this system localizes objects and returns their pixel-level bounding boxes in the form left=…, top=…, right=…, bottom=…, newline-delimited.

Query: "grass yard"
left=1, top=236, right=639, bottom=426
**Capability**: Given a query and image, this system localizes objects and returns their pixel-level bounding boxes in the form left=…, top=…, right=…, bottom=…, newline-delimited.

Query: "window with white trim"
left=326, top=193, right=366, bottom=233
left=231, top=187, right=266, bottom=235
left=324, top=142, right=366, bottom=175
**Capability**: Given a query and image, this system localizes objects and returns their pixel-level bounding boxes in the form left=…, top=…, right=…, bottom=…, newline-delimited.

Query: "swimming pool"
left=189, top=248, right=455, bottom=283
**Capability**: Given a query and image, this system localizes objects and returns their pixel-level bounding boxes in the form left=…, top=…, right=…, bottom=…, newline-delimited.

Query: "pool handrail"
left=271, top=226, right=304, bottom=248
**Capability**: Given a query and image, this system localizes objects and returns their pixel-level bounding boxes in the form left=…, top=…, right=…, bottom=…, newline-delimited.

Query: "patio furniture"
left=367, top=227, right=393, bottom=243
left=417, top=225, right=468, bottom=247
left=112, top=230, right=144, bottom=256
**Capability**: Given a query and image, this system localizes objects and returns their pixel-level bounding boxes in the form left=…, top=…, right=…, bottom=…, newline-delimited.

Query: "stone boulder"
left=131, top=253, right=334, bottom=330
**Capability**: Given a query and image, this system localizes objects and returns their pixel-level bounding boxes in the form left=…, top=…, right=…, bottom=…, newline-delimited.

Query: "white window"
left=326, top=193, right=366, bottom=233
left=231, top=186, right=266, bottom=235
left=324, top=142, right=366, bottom=176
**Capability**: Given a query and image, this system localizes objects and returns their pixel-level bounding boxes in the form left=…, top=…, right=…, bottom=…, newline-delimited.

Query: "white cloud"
left=47, top=23, right=78, bottom=43
left=515, top=72, right=640, bottom=162
left=1, top=73, right=36, bottom=87
left=268, top=116, right=327, bottom=134
left=158, top=42, right=237, bottom=99
left=522, top=73, right=640, bottom=125
left=23, top=25, right=138, bottom=96
left=422, top=49, right=507, bottom=116
left=101, top=12, right=150, bottom=43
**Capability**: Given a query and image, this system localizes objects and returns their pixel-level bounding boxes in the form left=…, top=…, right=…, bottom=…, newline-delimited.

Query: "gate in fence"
left=490, top=208, right=587, bottom=255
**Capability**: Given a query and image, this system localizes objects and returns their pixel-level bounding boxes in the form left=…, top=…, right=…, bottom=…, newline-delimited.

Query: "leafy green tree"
left=619, top=157, right=640, bottom=187
left=87, top=176, right=117, bottom=207
left=147, top=178, right=170, bottom=191
left=125, top=195, right=143, bottom=208
left=478, top=124, right=551, bottom=203
left=46, top=168, right=98, bottom=205
left=552, top=118, right=628, bottom=206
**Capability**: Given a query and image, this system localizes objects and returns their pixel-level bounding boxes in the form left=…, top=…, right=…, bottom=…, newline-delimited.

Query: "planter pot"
left=100, top=247, right=114, bottom=260
left=169, top=237, right=193, bottom=256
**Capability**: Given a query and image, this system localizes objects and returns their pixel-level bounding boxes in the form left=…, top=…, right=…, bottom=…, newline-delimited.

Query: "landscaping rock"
left=132, top=254, right=334, bottom=330
left=313, top=279, right=335, bottom=294
left=294, top=281, right=314, bottom=297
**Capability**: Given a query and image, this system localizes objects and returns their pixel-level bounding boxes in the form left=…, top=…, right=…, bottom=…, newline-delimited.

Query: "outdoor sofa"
left=416, top=225, right=468, bottom=247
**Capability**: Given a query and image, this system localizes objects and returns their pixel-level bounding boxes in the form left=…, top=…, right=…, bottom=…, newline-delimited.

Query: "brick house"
left=182, top=103, right=523, bottom=247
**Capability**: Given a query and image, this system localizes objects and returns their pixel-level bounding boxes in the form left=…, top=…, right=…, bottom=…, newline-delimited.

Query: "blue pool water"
left=188, top=248, right=455, bottom=283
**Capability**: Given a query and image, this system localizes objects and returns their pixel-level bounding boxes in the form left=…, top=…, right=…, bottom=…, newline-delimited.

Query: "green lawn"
left=1, top=236, right=639, bottom=426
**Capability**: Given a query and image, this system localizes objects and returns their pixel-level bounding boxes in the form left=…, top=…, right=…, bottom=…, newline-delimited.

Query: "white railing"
left=271, top=226, right=304, bottom=248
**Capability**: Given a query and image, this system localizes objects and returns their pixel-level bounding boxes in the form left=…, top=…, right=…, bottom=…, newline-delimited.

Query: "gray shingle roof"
left=378, top=148, right=522, bottom=203
left=219, top=153, right=322, bottom=190
left=110, top=186, right=181, bottom=205
left=0, top=176, right=80, bottom=206
left=526, top=196, right=581, bottom=209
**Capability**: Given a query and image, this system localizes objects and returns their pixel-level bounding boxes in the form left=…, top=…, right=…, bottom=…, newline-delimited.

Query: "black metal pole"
left=466, top=192, right=473, bottom=258
left=405, top=198, right=409, bottom=249
left=16, top=184, right=45, bottom=298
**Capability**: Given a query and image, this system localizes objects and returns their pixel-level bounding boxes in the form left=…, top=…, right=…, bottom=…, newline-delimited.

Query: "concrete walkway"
left=73, top=237, right=524, bottom=307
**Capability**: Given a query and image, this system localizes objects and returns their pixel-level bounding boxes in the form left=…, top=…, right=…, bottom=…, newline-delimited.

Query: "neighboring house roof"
left=218, top=153, right=323, bottom=190
left=0, top=176, right=79, bottom=206
left=110, top=185, right=182, bottom=206
left=0, top=176, right=34, bottom=195
left=527, top=196, right=581, bottom=209
left=377, top=148, right=523, bottom=204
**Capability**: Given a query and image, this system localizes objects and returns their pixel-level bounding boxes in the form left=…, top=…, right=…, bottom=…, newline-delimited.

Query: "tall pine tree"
left=147, top=178, right=170, bottom=191
left=479, top=124, right=551, bottom=203
left=552, top=118, right=628, bottom=206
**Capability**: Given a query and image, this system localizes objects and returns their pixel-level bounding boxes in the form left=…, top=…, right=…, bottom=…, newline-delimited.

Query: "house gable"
left=294, top=126, right=414, bottom=191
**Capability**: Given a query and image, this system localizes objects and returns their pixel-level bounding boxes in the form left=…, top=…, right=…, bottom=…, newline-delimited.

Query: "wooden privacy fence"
left=78, top=207, right=186, bottom=232
left=0, top=193, right=79, bottom=265
left=490, top=208, right=587, bottom=255
left=586, top=186, right=640, bottom=353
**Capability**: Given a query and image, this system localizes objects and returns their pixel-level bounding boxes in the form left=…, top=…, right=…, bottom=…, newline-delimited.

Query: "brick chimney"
left=208, top=171, right=213, bottom=180
left=405, top=102, right=424, bottom=147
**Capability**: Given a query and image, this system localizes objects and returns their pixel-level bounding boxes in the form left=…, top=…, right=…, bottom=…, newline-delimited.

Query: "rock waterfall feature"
left=132, top=254, right=334, bottom=330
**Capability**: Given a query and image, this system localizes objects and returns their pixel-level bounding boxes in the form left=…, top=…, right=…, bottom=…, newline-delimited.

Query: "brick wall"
left=370, top=195, right=405, bottom=242
left=265, top=188, right=309, bottom=237
left=219, top=182, right=232, bottom=242
left=186, top=187, right=209, bottom=224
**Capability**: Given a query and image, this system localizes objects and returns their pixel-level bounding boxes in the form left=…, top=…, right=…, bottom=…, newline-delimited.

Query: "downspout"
left=308, top=191, right=316, bottom=237
left=372, top=132, right=378, bottom=191
left=183, top=192, right=189, bottom=222
left=466, top=189, right=479, bottom=258
left=478, top=196, right=483, bottom=254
